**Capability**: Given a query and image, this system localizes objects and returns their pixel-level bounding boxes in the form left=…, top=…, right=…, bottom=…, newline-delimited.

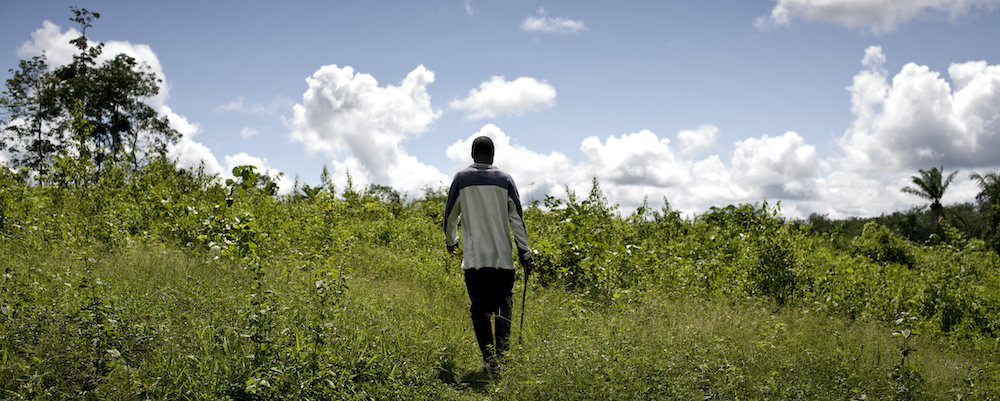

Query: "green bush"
left=851, top=221, right=916, bottom=267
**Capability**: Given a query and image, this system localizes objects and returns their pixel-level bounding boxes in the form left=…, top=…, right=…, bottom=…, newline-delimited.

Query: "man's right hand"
left=447, top=244, right=458, bottom=255
left=521, top=256, right=535, bottom=275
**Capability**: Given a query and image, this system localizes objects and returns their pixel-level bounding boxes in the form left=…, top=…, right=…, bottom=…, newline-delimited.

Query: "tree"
left=366, top=184, right=402, bottom=205
left=970, top=170, right=1000, bottom=255
left=900, top=165, right=958, bottom=241
left=970, top=170, right=1000, bottom=209
left=0, top=7, right=179, bottom=178
left=56, top=7, right=178, bottom=174
left=0, top=55, right=62, bottom=174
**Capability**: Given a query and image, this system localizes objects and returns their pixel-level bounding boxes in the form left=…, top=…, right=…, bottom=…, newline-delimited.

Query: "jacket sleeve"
left=506, top=181, right=532, bottom=263
left=443, top=178, right=462, bottom=247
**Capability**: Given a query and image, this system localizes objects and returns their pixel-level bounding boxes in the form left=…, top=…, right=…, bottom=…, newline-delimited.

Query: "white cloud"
left=216, top=96, right=294, bottom=115
left=169, top=139, right=223, bottom=176
left=438, top=105, right=991, bottom=219
left=754, top=0, right=1000, bottom=34
left=240, top=127, right=259, bottom=139
left=838, top=46, right=1000, bottom=173
left=18, top=20, right=171, bottom=108
left=217, top=97, right=245, bottom=112
left=450, top=76, right=557, bottom=120
left=581, top=130, right=689, bottom=188
left=288, top=64, right=446, bottom=195
left=441, top=125, right=775, bottom=215
left=464, top=0, right=475, bottom=16
left=162, top=105, right=225, bottom=177
left=569, top=129, right=819, bottom=215
left=16, top=21, right=79, bottom=66
left=678, top=124, right=720, bottom=156
left=160, top=106, right=200, bottom=139
left=520, top=7, right=587, bottom=34
left=732, top=131, right=819, bottom=199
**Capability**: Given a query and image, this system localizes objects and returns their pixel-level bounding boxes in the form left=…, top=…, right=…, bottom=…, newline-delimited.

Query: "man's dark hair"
left=472, top=136, right=494, bottom=160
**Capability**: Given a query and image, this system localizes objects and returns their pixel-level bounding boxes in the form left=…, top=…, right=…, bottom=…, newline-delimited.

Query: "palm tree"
left=901, top=165, right=958, bottom=239
left=969, top=170, right=1000, bottom=209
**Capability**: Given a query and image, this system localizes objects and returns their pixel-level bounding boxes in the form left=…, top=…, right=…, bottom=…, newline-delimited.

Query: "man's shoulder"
left=453, top=164, right=514, bottom=189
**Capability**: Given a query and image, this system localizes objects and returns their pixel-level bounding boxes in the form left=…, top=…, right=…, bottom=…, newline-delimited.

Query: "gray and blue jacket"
left=444, top=163, right=532, bottom=270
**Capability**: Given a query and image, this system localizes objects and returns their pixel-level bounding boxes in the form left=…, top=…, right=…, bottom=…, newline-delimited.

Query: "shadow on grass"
left=456, top=368, right=493, bottom=392
left=434, top=346, right=494, bottom=393
left=437, top=362, right=494, bottom=393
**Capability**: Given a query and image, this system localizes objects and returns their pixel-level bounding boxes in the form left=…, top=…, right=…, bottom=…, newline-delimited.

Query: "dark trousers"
left=464, top=267, right=515, bottom=366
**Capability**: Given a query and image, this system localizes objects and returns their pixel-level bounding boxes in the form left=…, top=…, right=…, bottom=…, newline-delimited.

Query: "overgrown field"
left=2, top=161, right=999, bottom=400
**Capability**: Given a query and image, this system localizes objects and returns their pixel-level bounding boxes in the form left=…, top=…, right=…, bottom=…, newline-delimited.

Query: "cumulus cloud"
left=447, top=124, right=768, bottom=213
left=732, top=131, right=819, bottom=199
left=169, top=139, right=223, bottom=176
left=838, top=46, right=1000, bottom=172
left=678, top=124, right=720, bottom=156
left=440, top=100, right=990, bottom=220
left=754, top=0, right=1000, bottom=34
left=643, top=47, right=997, bottom=218
left=581, top=130, right=689, bottom=188
left=571, top=129, right=818, bottom=214
left=450, top=76, right=557, bottom=120
left=288, top=64, right=446, bottom=194
left=520, top=7, right=587, bottom=34
left=162, top=106, right=224, bottom=176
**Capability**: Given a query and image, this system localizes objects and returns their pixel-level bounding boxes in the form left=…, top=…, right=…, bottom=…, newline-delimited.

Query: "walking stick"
left=518, top=268, right=529, bottom=345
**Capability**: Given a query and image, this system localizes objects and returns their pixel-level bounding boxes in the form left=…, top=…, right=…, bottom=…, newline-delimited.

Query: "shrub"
left=851, top=221, right=916, bottom=267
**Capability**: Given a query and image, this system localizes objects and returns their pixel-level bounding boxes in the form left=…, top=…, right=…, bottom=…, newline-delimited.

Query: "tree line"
left=798, top=165, right=1000, bottom=256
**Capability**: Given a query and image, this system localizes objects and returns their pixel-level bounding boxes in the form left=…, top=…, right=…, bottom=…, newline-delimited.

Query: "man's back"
left=444, top=163, right=531, bottom=270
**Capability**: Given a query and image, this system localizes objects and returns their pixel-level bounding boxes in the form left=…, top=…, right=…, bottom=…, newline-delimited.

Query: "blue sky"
left=3, top=0, right=1000, bottom=218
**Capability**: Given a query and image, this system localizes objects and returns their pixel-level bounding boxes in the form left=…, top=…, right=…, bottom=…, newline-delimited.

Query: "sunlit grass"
left=7, top=240, right=995, bottom=399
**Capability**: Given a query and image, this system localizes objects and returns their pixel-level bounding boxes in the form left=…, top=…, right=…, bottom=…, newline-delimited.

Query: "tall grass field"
left=2, top=162, right=999, bottom=400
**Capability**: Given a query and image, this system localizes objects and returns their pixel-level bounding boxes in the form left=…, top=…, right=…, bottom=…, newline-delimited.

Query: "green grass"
left=2, top=165, right=999, bottom=399
left=3, top=240, right=997, bottom=400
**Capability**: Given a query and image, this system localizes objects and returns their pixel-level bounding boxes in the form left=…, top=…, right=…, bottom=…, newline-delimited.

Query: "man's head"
left=471, top=136, right=494, bottom=164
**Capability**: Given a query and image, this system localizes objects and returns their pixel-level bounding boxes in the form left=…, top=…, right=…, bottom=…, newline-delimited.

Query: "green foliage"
left=851, top=221, right=916, bottom=267
left=697, top=202, right=798, bottom=305
left=2, top=158, right=1000, bottom=398
left=970, top=170, right=1000, bottom=255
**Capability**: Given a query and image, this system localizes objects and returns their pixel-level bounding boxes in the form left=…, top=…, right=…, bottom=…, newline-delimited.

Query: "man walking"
left=444, top=136, right=534, bottom=372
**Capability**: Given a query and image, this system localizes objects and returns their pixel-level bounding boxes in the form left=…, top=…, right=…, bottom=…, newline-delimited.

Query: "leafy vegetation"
left=2, top=158, right=999, bottom=399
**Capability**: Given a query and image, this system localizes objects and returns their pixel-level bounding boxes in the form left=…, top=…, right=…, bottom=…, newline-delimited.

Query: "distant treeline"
left=794, top=201, right=997, bottom=254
